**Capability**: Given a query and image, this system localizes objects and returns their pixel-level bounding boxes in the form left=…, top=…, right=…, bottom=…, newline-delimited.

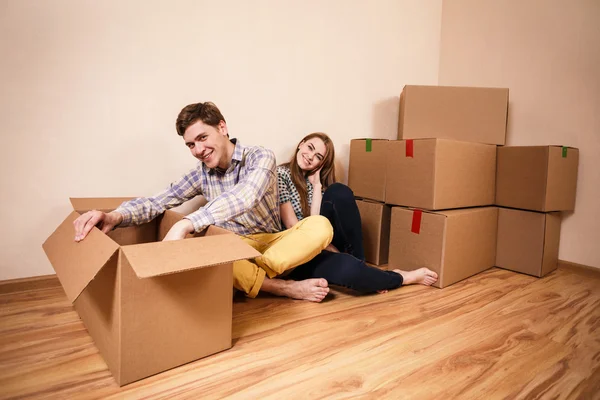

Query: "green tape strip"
left=562, top=146, right=568, bottom=158
left=366, top=138, right=372, bottom=152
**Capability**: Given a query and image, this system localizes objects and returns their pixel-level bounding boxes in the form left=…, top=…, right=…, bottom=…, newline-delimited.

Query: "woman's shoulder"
left=277, top=164, right=292, bottom=178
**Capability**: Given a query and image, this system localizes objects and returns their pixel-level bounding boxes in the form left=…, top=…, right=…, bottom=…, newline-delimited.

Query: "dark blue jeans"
left=288, top=183, right=403, bottom=293
left=320, top=183, right=365, bottom=260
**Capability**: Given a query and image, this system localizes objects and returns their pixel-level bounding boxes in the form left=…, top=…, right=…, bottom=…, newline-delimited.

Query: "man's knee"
left=300, top=215, right=334, bottom=241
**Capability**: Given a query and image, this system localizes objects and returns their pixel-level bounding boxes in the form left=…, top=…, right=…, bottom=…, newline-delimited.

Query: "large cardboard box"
left=348, top=139, right=388, bottom=202
left=398, top=85, right=509, bottom=145
left=356, top=199, right=391, bottom=265
left=496, top=146, right=579, bottom=211
left=496, top=207, right=561, bottom=277
left=388, top=206, right=498, bottom=288
left=385, top=139, right=496, bottom=210
left=42, top=198, right=260, bottom=386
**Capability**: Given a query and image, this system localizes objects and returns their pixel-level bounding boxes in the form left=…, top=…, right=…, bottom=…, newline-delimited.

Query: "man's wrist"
left=108, top=211, right=124, bottom=226
left=179, top=219, right=195, bottom=234
left=185, top=209, right=214, bottom=233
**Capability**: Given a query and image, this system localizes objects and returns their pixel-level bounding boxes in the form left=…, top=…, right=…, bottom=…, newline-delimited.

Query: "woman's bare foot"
left=393, top=268, right=438, bottom=286
left=261, top=278, right=330, bottom=302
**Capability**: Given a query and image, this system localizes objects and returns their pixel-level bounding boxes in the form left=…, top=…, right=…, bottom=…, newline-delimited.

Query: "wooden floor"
left=1, top=264, right=599, bottom=399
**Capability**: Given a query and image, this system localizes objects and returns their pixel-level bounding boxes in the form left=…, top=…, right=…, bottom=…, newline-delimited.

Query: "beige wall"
left=439, top=0, right=600, bottom=268
left=0, top=0, right=443, bottom=280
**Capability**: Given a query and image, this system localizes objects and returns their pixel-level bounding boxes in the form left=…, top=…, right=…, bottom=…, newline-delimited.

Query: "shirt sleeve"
left=115, top=166, right=204, bottom=227
left=277, top=166, right=292, bottom=205
left=184, top=147, right=277, bottom=232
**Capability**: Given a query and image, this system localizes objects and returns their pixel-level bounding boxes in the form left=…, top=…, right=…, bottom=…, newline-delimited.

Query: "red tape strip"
left=406, top=139, right=414, bottom=157
left=411, top=209, right=422, bottom=234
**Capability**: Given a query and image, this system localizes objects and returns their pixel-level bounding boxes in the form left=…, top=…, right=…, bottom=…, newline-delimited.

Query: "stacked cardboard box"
left=385, top=139, right=496, bottom=210
left=387, top=85, right=508, bottom=287
left=355, top=199, right=391, bottom=265
left=389, top=206, right=498, bottom=288
left=350, top=85, right=580, bottom=285
left=495, top=146, right=579, bottom=277
left=350, top=86, right=508, bottom=285
left=348, top=139, right=392, bottom=265
left=348, top=139, right=388, bottom=203
left=398, top=85, right=508, bottom=145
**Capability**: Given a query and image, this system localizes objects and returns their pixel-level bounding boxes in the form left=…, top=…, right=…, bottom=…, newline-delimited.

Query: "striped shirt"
left=115, top=139, right=282, bottom=236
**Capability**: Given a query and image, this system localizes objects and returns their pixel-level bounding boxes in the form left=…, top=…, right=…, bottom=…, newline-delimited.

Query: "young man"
left=73, top=102, right=332, bottom=302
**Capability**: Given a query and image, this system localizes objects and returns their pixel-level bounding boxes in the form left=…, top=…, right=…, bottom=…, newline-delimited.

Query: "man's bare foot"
left=324, top=244, right=340, bottom=253
left=393, top=268, right=438, bottom=286
left=261, top=278, right=329, bottom=302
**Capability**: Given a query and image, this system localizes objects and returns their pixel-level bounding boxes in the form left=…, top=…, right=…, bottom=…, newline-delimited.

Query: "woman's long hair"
left=282, top=132, right=336, bottom=217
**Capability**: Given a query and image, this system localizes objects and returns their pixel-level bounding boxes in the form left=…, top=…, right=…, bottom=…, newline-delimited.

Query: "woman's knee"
left=331, top=256, right=367, bottom=284
left=323, top=183, right=354, bottom=202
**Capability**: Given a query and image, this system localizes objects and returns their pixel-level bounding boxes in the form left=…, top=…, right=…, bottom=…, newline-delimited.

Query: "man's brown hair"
left=176, top=102, right=226, bottom=136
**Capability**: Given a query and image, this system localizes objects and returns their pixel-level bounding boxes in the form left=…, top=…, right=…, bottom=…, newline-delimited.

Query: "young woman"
left=277, top=132, right=438, bottom=295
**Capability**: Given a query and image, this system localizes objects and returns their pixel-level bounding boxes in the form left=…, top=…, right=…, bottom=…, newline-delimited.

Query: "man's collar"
left=206, top=138, right=243, bottom=175
left=230, top=138, right=244, bottom=162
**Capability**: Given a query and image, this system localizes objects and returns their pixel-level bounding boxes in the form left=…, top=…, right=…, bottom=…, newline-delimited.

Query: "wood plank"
left=0, top=275, right=61, bottom=295
left=511, top=342, right=600, bottom=400
left=559, top=259, right=600, bottom=278
left=0, top=267, right=598, bottom=399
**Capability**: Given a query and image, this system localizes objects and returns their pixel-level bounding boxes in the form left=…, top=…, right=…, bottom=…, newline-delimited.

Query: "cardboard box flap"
left=42, top=211, right=120, bottom=302
left=121, top=234, right=261, bottom=278
left=404, top=207, right=445, bottom=217
left=204, top=225, right=236, bottom=236
left=435, top=208, right=491, bottom=218
left=350, top=138, right=388, bottom=153
left=70, top=197, right=136, bottom=213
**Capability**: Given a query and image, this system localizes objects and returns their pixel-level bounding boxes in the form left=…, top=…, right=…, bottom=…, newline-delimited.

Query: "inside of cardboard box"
left=106, top=210, right=230, bottom=247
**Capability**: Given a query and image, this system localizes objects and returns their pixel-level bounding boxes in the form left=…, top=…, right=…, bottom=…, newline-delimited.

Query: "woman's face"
left=296, top=137, right=327, bottom=172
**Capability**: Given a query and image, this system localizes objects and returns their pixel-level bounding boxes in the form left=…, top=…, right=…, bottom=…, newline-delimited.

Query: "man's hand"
left=73, top=210, right=123, bottom=242
left=162, top=219, right=195, bottom=241
left=324, top=243, right=339, bottom=253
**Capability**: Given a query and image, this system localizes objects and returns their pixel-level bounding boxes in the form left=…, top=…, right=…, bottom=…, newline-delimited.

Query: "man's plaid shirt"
left=115, top=139, right=282, bottom=236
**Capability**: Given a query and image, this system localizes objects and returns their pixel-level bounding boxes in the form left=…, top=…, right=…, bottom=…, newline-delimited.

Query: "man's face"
left=183, top=120, right=231, bottom=169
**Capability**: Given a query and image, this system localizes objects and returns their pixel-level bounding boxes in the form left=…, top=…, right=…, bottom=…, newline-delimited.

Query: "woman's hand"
left=308, top=167, right=322, bottom=186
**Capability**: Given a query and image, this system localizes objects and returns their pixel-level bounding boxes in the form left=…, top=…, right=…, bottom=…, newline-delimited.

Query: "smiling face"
left=296, top=137, right=327, bottom=172
left=183, top=120, right=233, bottom=169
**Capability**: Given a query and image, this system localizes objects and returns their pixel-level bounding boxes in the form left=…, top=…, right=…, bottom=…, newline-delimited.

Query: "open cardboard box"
left=42, top=198, right=261, bottom=386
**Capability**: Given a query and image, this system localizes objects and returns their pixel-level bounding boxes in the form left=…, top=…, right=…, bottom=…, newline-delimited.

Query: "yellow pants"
left=233, top=215, right=333, bottom=298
